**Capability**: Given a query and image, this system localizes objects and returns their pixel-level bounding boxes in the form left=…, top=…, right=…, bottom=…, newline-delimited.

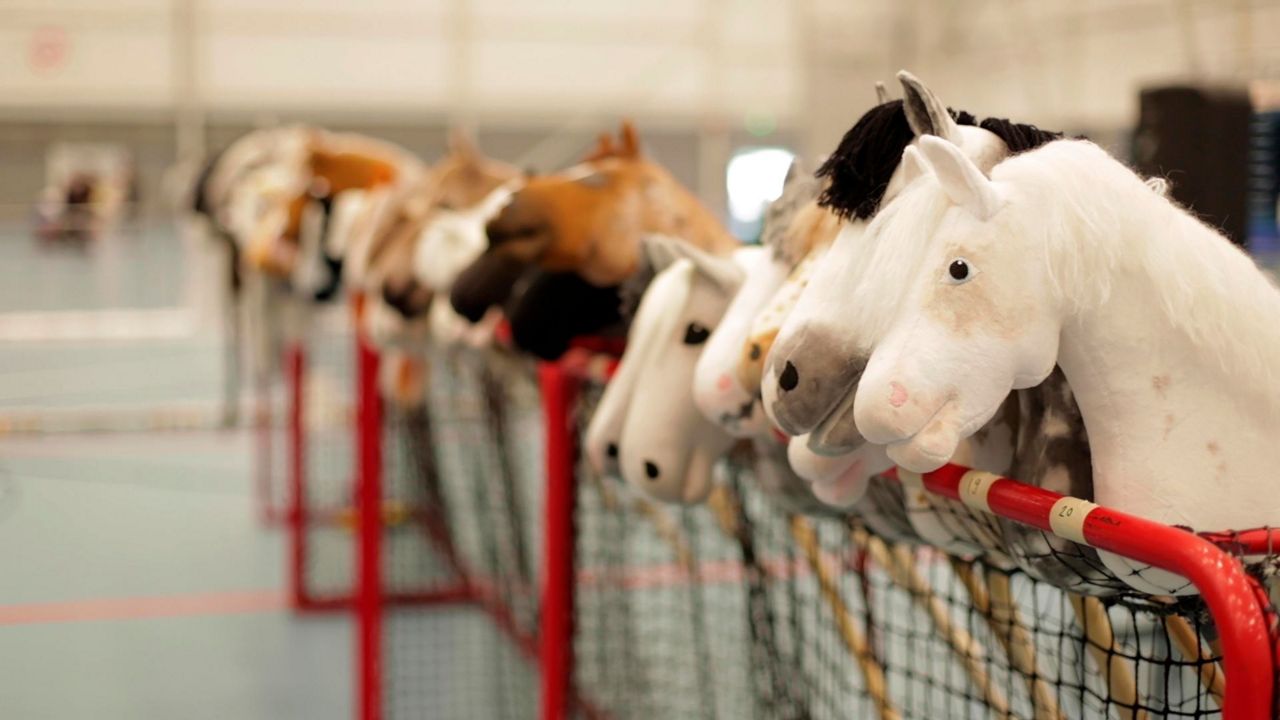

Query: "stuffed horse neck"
left=585, top=236, right=751, bottom=504
left=853, top=137, right=1280, bottom=594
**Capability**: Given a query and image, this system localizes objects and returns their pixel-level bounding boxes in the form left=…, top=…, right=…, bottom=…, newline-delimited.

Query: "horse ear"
left=897, top=70, right=960, bottom=143
left=582, top=133, right=615, bottom=162
left=641, top=235, right=743, bottom=293
left=918, top=136, right=1002, bottom=220
left=899, top=145, right=930, bottom=186
left=640, top=234, right=683, bottom=274
left=783, top=157, right=808, bottom=186
left=448, top=127, right=478, bottom=160
left=618, top=121, right=642, bottom=157
left=875, top=81, right=891, bottom=104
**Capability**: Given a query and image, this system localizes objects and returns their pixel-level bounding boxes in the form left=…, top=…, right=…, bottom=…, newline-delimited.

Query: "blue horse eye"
left=683, top=322, right=710, bottom=345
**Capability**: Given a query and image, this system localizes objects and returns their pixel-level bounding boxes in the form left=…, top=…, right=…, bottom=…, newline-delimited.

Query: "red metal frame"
left=356, top=334, right=383, bottom=720
left=537, top=359, right=579, bottom=720
left=354, top=340, right=553, bottom=720
left=284, top=334, right=437, bottom=613
left=284, top=342, right=312, bottom=610
left=885, top=464, right=1279, bottom=720
left=356, top=342, right=1278, bottom=719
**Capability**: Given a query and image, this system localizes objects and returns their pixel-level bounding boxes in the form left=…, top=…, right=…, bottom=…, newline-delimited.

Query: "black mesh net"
left=379, top=346, right=542, bottom=720
left=367, top=353, right=1279, bottom=720
left=293, top=323, right=359, bottom=607
left=565, top=375, right=1280, bottom=720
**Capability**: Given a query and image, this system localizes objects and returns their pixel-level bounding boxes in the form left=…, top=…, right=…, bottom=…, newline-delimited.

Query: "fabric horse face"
left=854, top=136, right=1280, bottom=594
left=754, top=75, right=1128, bottom=597
left=744, top=75, right=1026, bottom=556
left=449, top=122, right=737, bottom=359
left=584, top=237, right=749, bottom=504
left=762, top=73, right=1007, bottom=456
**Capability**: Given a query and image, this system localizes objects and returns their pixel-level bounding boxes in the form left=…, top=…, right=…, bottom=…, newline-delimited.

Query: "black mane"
left=978, top=117, right=1065, bottom=155
left=816, top=101, right=977, bottom=222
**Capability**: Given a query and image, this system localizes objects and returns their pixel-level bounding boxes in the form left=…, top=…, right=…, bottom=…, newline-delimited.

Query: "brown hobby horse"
left=243, top=130, right=424, bottom=302
left=450, top=122, right=738, bottom=359
left=357, top=130, right=523, bottom=406
left=363, top=129, right=524, bottom=332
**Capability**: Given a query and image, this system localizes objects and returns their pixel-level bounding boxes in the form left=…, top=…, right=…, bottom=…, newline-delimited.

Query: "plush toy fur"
left=360, top=130, right=523, bottom=349
left=585, top=236, right=748, bottom=504
left=854, top=136, right=1280, bottom=594
left=757, top=73, right=1132, bottom=594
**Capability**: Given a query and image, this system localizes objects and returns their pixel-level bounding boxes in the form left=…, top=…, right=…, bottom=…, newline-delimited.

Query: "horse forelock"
left=817, top=100, right=978, bottom=223
left=978, top=117, right=1066, bottom=156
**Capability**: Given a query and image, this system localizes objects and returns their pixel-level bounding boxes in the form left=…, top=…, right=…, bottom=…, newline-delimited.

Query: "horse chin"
left=884, top=420, right=960, bottom=474
left=806, top=395, right=866, bottom=456
left=810, top=458, right=868, bottom=508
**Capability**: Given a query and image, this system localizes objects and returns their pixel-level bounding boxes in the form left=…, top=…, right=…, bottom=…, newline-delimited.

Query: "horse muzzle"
left=761, top=323, right=866, bottom=437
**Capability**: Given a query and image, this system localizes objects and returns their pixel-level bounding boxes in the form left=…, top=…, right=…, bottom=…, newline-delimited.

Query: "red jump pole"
left=889, top=464, right=1278, bottom=720
left=356, top=331, right=384, bottom=720
left=538, top=360, right=579, bottom=720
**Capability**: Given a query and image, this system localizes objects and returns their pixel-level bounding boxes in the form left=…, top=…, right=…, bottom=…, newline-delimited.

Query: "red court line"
left=0, top=589, right=288, bottom=626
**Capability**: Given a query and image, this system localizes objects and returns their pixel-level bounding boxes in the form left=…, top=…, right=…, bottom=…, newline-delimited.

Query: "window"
left=725, top=146, right=795, bottom=241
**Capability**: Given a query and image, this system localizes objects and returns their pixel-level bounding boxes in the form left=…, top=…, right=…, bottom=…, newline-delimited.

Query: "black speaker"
left=1133, top=84, right=1252, bottom=247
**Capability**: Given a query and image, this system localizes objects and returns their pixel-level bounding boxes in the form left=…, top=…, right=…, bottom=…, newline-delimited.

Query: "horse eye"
left=683, top=322, right=711, bottom=345
left=947, top=258, right=975, bottom=284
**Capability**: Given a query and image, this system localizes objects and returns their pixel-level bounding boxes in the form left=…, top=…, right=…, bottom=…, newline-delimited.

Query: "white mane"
left=854, top=139, right=1280, bottom=390
left=1005, top=140, right=1280, bottom=390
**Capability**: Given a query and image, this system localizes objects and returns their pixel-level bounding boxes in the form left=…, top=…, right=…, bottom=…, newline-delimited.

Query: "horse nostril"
left=779, top=361, right=799, bottom=392
left=606, top=443, right=618, bottom=459
left=643, top=461, right=659, bottom=479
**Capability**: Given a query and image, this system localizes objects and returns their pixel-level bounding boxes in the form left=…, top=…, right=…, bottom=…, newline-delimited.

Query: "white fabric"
left=584, top=239, right=749, bottom=504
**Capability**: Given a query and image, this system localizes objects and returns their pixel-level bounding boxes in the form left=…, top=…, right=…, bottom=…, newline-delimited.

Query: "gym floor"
left=0, top=221, right=352, bottom=719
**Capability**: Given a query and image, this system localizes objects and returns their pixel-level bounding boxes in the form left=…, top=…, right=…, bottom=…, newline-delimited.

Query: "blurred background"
left=0, top=1, right=1278, bottom=718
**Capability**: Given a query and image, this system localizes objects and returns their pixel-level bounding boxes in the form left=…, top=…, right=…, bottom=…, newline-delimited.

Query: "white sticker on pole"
left=958, top=470, right=999, bottom=513
left=1049, top=497, right=1098, bottom=546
